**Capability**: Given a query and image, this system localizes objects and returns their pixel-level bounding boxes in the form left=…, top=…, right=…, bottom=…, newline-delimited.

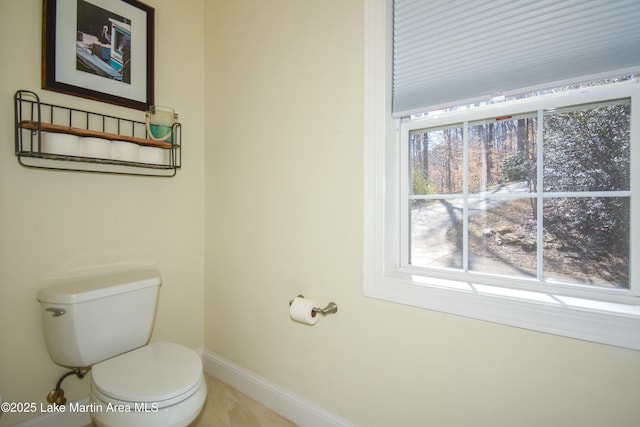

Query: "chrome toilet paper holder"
left=289, top=295, right=338, bottom=315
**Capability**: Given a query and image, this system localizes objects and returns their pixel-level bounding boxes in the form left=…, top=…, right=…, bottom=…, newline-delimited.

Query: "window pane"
left=410, top=126, right=463, bottom=195
left=407, top=97, right=632, bottom=290
left=544, top=101, right=630, bottom=192
left=468, top=115, right=537, bottom=194
left=410, top=198, right=463, bottom=269
left=468, top=198, right=537, bottom=278
left=543, top=197, right=629, bottom=288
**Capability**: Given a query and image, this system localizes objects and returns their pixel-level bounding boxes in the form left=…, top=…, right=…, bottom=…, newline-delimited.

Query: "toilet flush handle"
left=45, top=307, right=66, bottom=317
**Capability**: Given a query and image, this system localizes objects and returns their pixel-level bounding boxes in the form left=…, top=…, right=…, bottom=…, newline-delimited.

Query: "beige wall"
left=1, top=0, right=639, bottom=426
left=203, top=1, right=640, bottom=427
left=0, top=1, right=205, bottom=425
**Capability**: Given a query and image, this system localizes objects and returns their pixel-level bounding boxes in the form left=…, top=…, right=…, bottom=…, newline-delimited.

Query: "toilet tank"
left=37, top=269, right=161, bottom=368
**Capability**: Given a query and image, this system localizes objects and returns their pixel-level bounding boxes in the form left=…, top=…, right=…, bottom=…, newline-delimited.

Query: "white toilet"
left=37, top=270, right=206, bottom=427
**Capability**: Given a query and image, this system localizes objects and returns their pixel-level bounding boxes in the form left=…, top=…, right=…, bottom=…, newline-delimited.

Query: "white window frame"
left=363, top=0, right=640, bottom=350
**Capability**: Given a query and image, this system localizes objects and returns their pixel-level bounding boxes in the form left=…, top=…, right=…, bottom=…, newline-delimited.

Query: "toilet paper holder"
left=289, top=295, right=338, bottom=315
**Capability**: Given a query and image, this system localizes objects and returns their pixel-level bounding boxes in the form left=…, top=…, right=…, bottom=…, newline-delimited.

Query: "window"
left=364, top=0, right=640, bottom=350
left=404, top=94, right=631, bottom=290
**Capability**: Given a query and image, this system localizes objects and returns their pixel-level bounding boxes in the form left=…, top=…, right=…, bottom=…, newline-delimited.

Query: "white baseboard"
left=200, top=348, right=357, bottom=427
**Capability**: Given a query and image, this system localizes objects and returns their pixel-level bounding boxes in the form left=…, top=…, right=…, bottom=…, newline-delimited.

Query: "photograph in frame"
left=42, top=0, right=154, bottom=110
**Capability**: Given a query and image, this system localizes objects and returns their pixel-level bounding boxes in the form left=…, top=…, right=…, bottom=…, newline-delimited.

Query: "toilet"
left=37, top=270, right=206, bottom=427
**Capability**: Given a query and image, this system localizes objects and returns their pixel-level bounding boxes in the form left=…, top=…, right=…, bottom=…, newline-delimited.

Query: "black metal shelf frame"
left=14, top=90, right=181, bottom=177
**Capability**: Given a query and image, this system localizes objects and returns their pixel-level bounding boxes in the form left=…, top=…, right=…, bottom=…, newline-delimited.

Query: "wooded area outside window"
left=363, top=0, right=640, bottom=350
left=403, top=96, right=631, bottom=291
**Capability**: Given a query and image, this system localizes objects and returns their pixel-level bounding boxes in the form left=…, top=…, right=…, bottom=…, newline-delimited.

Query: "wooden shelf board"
left=20, top=121, right=178, bottom=149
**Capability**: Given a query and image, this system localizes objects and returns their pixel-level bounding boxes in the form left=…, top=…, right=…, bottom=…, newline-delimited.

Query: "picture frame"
left=42, top=0, right=154, bottom=110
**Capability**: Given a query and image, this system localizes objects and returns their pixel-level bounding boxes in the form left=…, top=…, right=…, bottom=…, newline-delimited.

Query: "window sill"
left=364, top=272, right=640, bottom=350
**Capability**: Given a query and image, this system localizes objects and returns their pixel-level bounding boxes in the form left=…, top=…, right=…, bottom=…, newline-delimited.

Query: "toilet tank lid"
left=37, top=270, right=161, bottom=304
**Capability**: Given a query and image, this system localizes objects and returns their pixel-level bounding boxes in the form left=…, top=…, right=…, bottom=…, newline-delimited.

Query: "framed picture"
left=42, top=0, right=154, bottom=110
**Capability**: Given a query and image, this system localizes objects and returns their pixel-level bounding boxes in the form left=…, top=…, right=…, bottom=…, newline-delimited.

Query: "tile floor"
left=188, top=374, right=297, bottom=427
left=84, top=373, right=297, bottom=427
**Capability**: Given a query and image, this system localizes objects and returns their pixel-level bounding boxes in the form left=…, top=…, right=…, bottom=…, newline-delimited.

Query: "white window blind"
left=392, top=0, right=640, bottom=117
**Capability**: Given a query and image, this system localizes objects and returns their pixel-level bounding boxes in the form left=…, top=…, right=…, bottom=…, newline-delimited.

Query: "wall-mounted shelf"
left=14, top=90, right=181, bottom=177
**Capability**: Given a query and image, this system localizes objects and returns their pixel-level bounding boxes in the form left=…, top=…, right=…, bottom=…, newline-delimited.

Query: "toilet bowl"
left=37, top=270, right=207, bottom=427
left=89, top=342, right=206, bottom=427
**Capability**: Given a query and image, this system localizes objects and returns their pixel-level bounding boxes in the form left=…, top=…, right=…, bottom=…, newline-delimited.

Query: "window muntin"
left=405, top=97, right=631, bottom=290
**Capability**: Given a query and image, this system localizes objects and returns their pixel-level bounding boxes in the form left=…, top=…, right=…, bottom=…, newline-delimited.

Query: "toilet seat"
left=91, top=341, right=203, bottom=408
